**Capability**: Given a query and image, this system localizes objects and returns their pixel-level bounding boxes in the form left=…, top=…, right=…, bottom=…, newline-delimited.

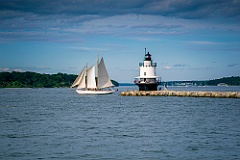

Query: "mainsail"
left=87, top=65, right=97, bottom=89
left=97, top=58, right=114, bottom=89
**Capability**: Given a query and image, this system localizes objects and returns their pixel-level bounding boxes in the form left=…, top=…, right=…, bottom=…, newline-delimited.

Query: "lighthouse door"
left=144, top=78, right=146, bottom=82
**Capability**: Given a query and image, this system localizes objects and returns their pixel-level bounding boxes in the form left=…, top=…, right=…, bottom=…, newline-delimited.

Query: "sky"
left=0, top=0, right=240, bottom=82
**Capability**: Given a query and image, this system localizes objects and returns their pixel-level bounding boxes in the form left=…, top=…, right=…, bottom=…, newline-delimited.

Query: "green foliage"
left=0, top=71, right=119, bottom=88
left=0, top=71, right=77, bottom=88
left=163, top=76, right=240, bottom=86
left=206, top=76, right=240, bottom=86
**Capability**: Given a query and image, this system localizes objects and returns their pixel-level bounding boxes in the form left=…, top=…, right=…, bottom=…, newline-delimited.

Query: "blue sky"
left=0, top=0, right=240, bottom=82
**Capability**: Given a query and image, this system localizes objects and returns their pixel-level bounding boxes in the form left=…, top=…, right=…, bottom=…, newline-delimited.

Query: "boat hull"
left=76, top=89, right=115, bottom=95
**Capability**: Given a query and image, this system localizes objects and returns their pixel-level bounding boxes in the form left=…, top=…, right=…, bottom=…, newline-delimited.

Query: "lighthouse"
left=134, top=49, right=161, bottom=91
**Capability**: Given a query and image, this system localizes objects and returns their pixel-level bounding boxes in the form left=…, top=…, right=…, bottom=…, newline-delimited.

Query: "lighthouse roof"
left=146, top=52, right=151, bottom=56
left=144, top=52, right=152, bottom=61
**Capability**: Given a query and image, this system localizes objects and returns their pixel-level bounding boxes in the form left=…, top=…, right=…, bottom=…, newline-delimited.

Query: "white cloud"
left=13, top=68, right=24, bottom=72
left=0, top=68, right=10, bottom=72
left=228, top=63, right=239, bottom=67
left=163, top=65, right=172, bottom=70
left=189, top=41, right=221, bottom=45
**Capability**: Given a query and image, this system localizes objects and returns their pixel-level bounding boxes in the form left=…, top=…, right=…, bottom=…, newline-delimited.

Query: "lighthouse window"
left=144, top=72, right=146, bottom=76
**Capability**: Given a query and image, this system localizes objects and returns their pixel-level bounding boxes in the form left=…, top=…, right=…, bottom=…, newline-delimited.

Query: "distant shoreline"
left=0, top=71, right=239, bottom=88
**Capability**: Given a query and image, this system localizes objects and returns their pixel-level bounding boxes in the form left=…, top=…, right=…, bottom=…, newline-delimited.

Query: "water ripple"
left=0, top=88, right=240, bottom=160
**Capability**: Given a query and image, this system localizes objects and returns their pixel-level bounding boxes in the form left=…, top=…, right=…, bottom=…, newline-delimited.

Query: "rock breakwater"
left=120, top=90, right=240, bottom=98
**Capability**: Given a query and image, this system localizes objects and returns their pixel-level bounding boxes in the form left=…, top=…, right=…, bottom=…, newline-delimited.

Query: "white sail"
left=77, top=69, right=86, bottom=89
left=70, top=67, right=85, bottom=88
left=71, top=56, right=115, bottom=95
left=87, top=65, right=97, bottom=89
left=97, top=58, right=114, bottom=89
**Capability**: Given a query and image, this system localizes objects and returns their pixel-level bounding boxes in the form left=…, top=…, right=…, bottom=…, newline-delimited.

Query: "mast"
left=96, top=54, right=99, bottom=78
left=85, top=63, right=88, bottom=89
left=95, top=54, right=99, bottom=89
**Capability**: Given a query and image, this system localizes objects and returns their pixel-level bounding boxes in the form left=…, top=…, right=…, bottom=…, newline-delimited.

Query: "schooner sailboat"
left=70, top=57, right=115, bottom=95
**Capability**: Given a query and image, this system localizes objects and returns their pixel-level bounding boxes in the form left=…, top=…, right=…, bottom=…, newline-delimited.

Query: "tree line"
left=206, top=76, right=240, bottom=86
left=165, top=76, right=240, bottom=86
left=0, top=71, right=119, bottom=88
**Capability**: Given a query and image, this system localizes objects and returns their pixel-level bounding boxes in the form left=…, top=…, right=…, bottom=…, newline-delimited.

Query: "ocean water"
left=0, top=86, right=240, bottom=160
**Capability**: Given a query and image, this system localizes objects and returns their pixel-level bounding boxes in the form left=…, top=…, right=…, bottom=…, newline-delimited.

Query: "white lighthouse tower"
left=134, top=49, right=161, bottom=91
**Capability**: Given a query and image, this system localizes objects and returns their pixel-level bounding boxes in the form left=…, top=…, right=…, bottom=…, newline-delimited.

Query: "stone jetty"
left=120, top=90, right=240, bottom=98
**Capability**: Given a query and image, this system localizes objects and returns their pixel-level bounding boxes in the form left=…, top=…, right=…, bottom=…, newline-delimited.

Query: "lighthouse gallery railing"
left=139, top=63, right=157, bottom=67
